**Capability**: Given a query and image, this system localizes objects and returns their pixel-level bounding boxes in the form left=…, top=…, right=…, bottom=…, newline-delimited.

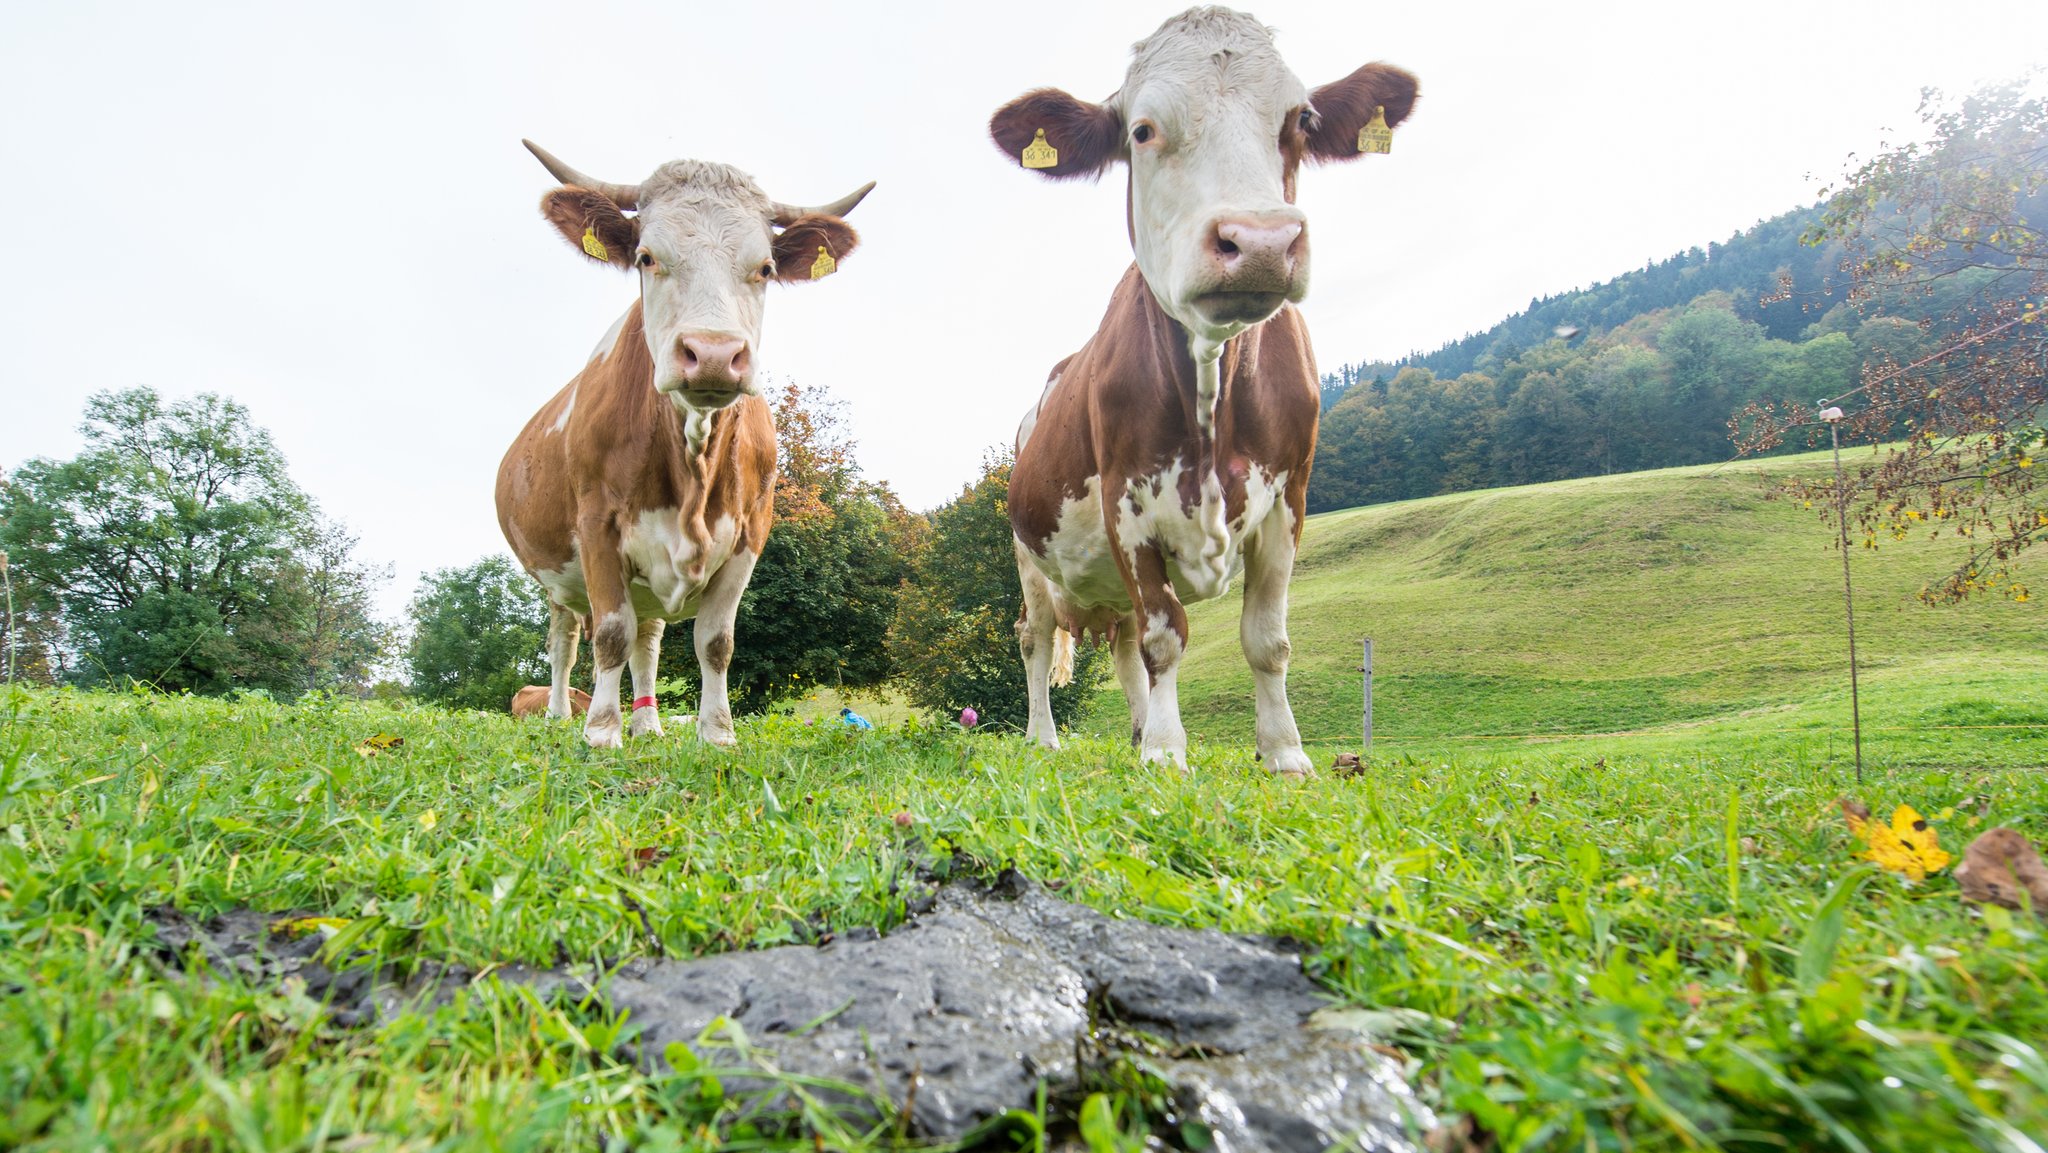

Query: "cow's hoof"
left=697, top=723, right=737, bottom=748
left=583, top=726, right=623, bottom=749
left=1263, top=747, right=1314, bottom=776
left=1140, top=746, right=1190, bottom=773
left=629, top=712, right=664, bottom=739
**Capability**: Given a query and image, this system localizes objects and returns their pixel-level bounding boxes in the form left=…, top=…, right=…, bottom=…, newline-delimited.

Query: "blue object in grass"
left=839, top=707, right=873, bottom=731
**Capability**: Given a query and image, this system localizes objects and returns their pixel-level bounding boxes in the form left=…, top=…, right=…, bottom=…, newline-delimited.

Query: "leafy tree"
left=0, top=388, right=386, bottom=694
left=1739, top=78, right=2048, bottom=601
left=888, top=451, right=1106, bottom=730
left=658, top=382, right=920, bottom=712
left=404, top=554, right=557, bottom=711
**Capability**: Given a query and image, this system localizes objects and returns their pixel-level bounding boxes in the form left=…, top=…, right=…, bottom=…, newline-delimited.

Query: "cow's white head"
left=527, top=142, right=871, bottom=413
left=990, top=6, right=1416, bottom=354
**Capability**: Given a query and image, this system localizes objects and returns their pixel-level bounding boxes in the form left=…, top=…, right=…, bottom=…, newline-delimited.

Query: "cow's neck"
left=617, top=301, right=718, bottom=539
left=1132, top=273, right=1258, bottom=447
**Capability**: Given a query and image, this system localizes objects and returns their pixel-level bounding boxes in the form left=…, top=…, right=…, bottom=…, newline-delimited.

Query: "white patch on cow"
left=1238, top=500, right=1310, bottom=774
left=684, top=407, right=713, bottom=456
left=532, top=548, right=589, bottom=615
left=589, top=308, right=630, bottom=363
left=586, top=608, right=632, bottom=748
left=620, top=509, right=740, bottom=618
left=549, top=383, right=577, bottom=434
left=1015, top=372, right=1062, bottom=453
left=1138, top=609, right=1188, bottom=769
left=1192, top=350, right=1221, bottom=435
left=1023, top=475, right=1129, bottom=611
left=1112, top=457, right=1288, bottom=605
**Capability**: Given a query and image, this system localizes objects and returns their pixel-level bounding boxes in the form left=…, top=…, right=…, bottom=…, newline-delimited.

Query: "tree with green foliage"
left=0, top=388, right=386, bottom=694
left=1740, top=78, right=2048, bottom=601
left=888, top=451, right=1105, bottom=730
left=656, top=382, right=921, bottom=713
left=404, top=555, right=559, bottom=711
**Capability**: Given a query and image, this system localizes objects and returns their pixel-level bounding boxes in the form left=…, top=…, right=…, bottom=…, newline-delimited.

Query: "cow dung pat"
left=151, top=874, right=1431, bottom=1150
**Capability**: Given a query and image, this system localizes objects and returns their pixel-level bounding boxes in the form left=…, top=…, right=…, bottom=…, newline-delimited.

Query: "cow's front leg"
left=1111, top=611, right=1148, bottom=748
left=545, top=601, right=583, bottom=720
left=1129, top=543, right=1191, bottom=771
left=579, top=519, right=633, bottom=748
left=1241, top=511, right=1310, bottom=776
left=628, top=617, right=666, bottom=738
left=1014, top=538, right=1062, bottom=749
left=691, top=548, right=757, bottom=747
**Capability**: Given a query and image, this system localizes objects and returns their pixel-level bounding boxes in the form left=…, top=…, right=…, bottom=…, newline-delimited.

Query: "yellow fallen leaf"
left=1844, top=800, right=1951, bottom=880
left=418, top=810, right=438, bottom=832
left=355, top=733, right=404, bottom=757
left=273, top=915, right=352, bottom=939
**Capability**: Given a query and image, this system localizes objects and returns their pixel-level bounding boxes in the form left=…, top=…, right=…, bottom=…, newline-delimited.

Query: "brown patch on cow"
left=511, top=685, right=591, bottom=717
left=540, top=187, right=640, bottom=269
left=1305, top=62, right=1420, bottom=163
left=595, top=616, right=631, bottom=670
left=770, top=214, right=860, bottom=283
left=990, top=88, right=1125, bottom=181
left=704, top=632, right=733, bottom=675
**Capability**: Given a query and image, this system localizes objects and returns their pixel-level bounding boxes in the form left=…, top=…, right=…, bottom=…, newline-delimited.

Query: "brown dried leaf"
left=1954, top=826, right=2048, bottom=915
left=1331, top=752, right=1365, bottom=777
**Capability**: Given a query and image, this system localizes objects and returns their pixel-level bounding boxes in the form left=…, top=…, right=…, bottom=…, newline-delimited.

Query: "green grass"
left=1080, top=448, right=2047, bottom=757
left=3, top=686, right=2045, bottom=1152
left=4, top=453, right=2046, bottom=1151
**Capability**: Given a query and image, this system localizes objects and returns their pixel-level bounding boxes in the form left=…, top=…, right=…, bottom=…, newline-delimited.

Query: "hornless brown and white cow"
left=496, top=142, right=871, bottom=748
left=991, top=7, right=1417, bottom=774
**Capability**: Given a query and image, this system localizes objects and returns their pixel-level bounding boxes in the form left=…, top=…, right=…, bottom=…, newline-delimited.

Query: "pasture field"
left=4, top=451, right=2045, bottom=1152
left=1101, top=448, right=2047, bottom=754
left=1, top=682, right=2044, bottom=1152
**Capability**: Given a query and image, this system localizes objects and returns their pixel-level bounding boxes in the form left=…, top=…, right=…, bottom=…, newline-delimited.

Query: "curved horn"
left=522, top=139, right=641, bottom=209
left=770, top=181, right=876, bottom=226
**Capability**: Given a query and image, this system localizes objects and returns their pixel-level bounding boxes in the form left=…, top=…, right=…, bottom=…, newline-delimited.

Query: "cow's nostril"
left=731, top=347, right=751, bottom=376
left=680, top=342, right=700, bottom=368
left=1216, top=238, right=1240, bottom=256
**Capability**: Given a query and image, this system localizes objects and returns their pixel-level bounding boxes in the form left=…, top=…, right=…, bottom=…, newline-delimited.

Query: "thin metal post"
left=1822, top=406, right=1863, bottom=784
left=1361, top=638, right=1374, bottom=754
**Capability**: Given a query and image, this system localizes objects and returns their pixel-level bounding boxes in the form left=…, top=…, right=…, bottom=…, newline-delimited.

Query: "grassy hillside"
left=1081, top=448, right=2046, bottom=764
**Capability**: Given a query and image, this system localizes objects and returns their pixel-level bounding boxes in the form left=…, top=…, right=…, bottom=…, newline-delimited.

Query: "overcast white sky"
left=4, top=0, right=2045, bottom=618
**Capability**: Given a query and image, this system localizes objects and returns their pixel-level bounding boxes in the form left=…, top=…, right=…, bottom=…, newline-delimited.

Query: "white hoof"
left=1263, top=747, right=1314, bottom=776
left=629, top=708, right=664, bottom=738
left=583, top=717, right=623, bottom=749
left=1140, top=745, right=1189, bottom=772
left=697, top=716, right=737, bottom=748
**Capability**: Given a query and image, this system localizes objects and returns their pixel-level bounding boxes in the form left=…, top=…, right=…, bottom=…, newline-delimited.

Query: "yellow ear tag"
left=581, top=226, right=610, bottom=261
left=809, top=246, right=836, bottom=280
left=1357, top=105, right=1392, bottom=155
left=1021, top=127, right=1059, bottom=170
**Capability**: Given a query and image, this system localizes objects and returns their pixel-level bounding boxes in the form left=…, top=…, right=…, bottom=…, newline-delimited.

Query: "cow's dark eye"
left=1297, top=108, right=1313, bottom=131
left=636, top=250, right=654, bottom=268
left=1132, top=123, right=1153, bottom=145
left=759, top=262, right=775, bottom=279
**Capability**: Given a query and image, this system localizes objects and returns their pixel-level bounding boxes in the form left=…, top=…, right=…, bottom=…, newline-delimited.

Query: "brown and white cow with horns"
left=496, top=142, right=871, bottom=748
left=992, top=7, right=1417, bottom=773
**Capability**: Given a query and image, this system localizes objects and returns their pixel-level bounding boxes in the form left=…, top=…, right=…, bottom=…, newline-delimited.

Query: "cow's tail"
left=1049, top=627, right=1076, bottom=688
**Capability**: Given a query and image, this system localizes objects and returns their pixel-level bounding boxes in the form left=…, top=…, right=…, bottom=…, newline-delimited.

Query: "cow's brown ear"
left=539, top=187, right=639, bottom=268
left=1305, top=63, right=1419, bottom=162
left=990, top=88, right=1124, bottom=180
left=770, top=214, right=860, bottom=284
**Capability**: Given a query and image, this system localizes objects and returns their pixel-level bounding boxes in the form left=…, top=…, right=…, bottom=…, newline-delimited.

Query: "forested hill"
left=1303, top=192, right=2031, bottom=514
left=1325, top=204, right=1840, bottom=398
